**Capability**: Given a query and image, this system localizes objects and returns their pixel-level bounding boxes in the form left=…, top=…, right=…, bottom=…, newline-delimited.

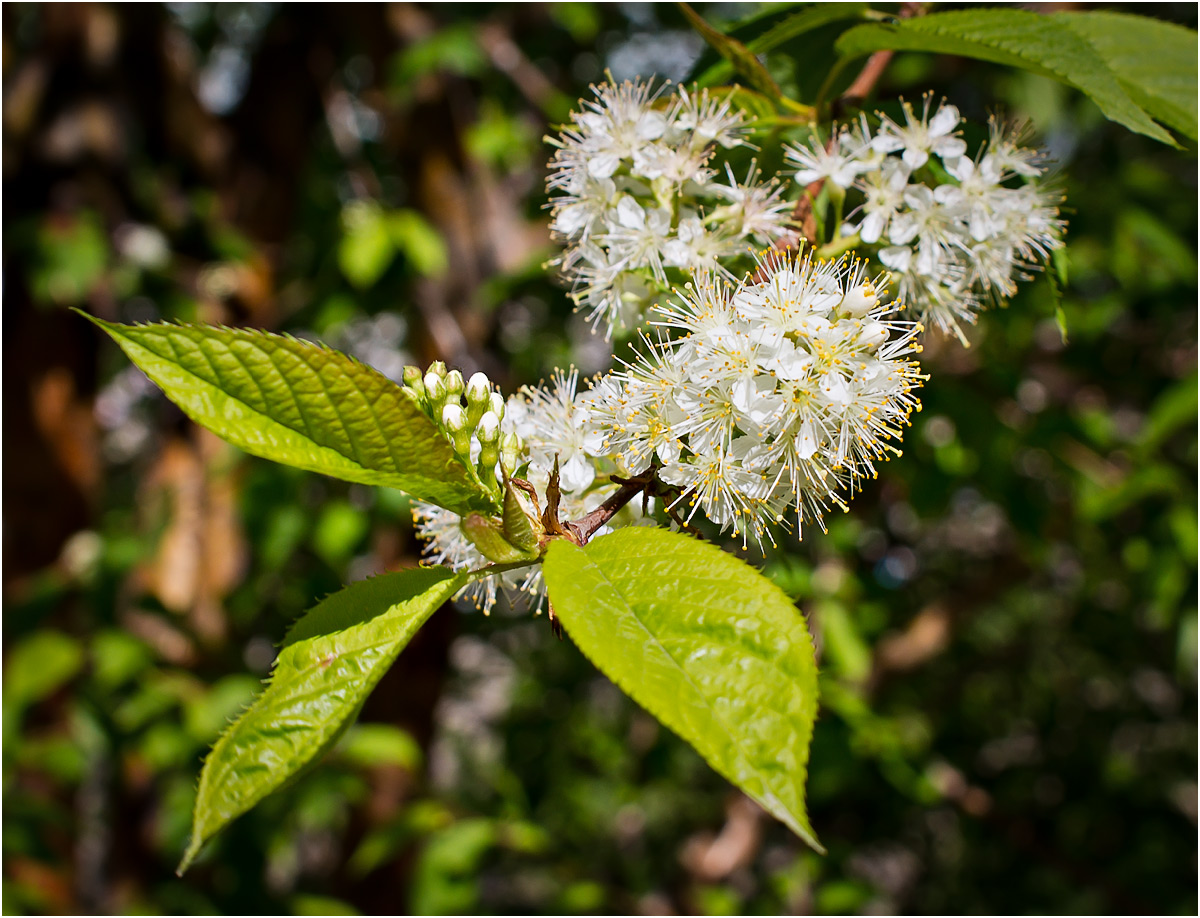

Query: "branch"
left=573, top=481, right=644, bottom=542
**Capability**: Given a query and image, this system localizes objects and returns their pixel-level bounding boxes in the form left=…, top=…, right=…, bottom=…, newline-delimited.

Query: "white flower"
left=856, top=158, right=911, bottom=244
left=584, top=249, right=925, bottom=545
left=785, top=123, right=876, bottom=188
left=546, top=78, right=790, bottom=339
left=871, top=97, right=967, bottom=169
left=837, top=108, right=1064, bottom=340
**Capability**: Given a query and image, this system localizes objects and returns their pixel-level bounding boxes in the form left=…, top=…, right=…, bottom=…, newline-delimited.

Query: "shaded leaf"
left=82, top=315, right=500, bottom=516
left=543, top=527, right=822, bottom=851
left=679, top=2, right=782, bottom=100
left=695, top=2, right=869, bottom=88
left=179, top=566, right=466, bottom=872
left=836, top=9, right=1177, bottom=145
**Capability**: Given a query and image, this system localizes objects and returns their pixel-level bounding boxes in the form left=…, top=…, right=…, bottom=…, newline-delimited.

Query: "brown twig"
left=573, top=480, right=645, bottom=542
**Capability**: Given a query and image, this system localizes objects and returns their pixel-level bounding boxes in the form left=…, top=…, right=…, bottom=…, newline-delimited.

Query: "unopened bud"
left=500, top=431, right=521, bottom=473
left=425, top=372, right=447, bottom=415
left=841, top=282, right=878, bottom=317
left=476, top=411, right=500, bottom=445
left=444, top=370, right=465, bottom=401
left=442, top=403, right=471, bottom=455
left=403, top=366, right=426, bottom=397
left=489, top=391, right=506, bottom=421
left=859, top=321, right=888, bottom=349
left=466, top=372, right=490, bottom=403
left=441, top=403, right=466, bottom=431
left=427, top=361, right=447, bottom=379
left=465, top=372, right=490, bottom=425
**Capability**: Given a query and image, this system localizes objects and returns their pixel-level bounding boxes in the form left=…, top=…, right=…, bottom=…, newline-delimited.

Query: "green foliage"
left=1057, top=11, right=1199, bottom=140
left=5, top=3, right=1195, bottom=915
left=543, top=527, right=822, bottom=852
left=679, top=2, right=785, bottom=102
left=836, top=8, right=1192, bottom=144
left=82, top=315, right=500, bottom=516
left=29, top=212, right=111, bottom=306
left=181, top=566, right=466, bottom=872
left=339, top=202, right=449, bottom=288
left=695, top=3, right=870, bottom=88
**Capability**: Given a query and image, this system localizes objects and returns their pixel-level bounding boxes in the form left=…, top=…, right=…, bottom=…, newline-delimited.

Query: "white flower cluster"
left=547, top=79, right=792, bottom=339
left=785, top=98, right=1064, bottom=341
left=580, top=248, right=925, bottom=545
left=413, top=369, right=642, bottom=615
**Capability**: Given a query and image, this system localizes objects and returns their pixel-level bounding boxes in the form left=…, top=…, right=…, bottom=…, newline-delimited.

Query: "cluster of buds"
left=402, top=362, right=521, bottom=484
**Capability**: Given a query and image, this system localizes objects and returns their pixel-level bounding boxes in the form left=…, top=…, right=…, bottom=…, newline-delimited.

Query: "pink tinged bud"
left=403, top=365, right=425, bottom=396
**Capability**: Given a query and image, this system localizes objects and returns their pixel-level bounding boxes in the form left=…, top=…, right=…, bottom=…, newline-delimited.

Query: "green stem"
left=816, top=232, right=863, bottom=260
left=465, top=558, right=539, bottom=583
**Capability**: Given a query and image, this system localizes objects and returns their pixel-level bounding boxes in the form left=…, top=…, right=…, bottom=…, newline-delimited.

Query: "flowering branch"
left=572, top=477, right=648, bottom=543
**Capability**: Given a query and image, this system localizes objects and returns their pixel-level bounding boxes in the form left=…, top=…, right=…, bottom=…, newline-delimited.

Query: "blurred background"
left=3, top=3, right=1196, bottom=914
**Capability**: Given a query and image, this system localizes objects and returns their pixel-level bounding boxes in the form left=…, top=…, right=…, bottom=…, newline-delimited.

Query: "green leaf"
left=81, top=315, right=500, bottom=516
left=695, top=2, right=869, bottom=88
left=679, top=2, right=783, bottom=101
left=388, top=209, right=449, bottom=278
left=4, top=630, right=84, bottom=716
left=836, top=9, right=1178, bottom=145
left=179, top=566, right=466, bottom=873
left=542, top=527, right=822, bottom=851
left=1055, top=11, right=1198, bottom=140
left=338, top=201, right=395, bottom=290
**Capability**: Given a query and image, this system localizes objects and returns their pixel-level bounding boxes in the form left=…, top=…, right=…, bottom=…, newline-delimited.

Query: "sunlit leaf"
left=82, top=315, right=500, bottom=516
left=543, top=527, right=822, bottom=851
left=179, top=566, right=466, bottom=872
left=836, top=9, right=1178, bottom=145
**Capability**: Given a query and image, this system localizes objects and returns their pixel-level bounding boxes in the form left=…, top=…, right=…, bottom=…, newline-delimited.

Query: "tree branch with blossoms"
left=93, top=0, right=1189, bottom=865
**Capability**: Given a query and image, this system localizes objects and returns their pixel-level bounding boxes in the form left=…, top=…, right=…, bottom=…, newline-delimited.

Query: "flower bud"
left=465, top=372, right=490, bottom=426
left=840, top=282, right=878, bottom=317
left=427, top=360, right=447, bottom=379
left=403, top=366, right=426, bottom=398
left=476, top=410, right=500, bottom=445
left=442, top=403, right=471, bottom=456
left=859, top=321, right=888, bottom=349
left=500, top=431, right=521, bottom=473
left=424, top=372, right=447, bottom=415
left=489, top=392, right=506, bottom=422
left=444, top=370, right=465, bottom=401
left=441, top=402, right=466, bottom=431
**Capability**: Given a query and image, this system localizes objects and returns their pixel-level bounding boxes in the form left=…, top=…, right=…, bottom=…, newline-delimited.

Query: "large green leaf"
left=1056, top=11, right=1198, bottom=141
left=83, top=315, right=499, bottom=516
left=836, top=8, right=1178, bottom=145
left=542, top=527, right=822, bottom=851
left=179, top=566, right=466, bottom=873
